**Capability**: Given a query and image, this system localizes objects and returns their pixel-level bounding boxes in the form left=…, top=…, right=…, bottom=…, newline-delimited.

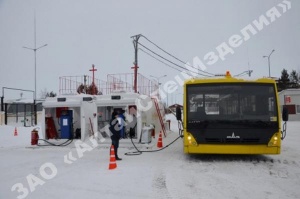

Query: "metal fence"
left=4, top=103, right=42, bottom=126
left=59, top=73, right=158, bottom=96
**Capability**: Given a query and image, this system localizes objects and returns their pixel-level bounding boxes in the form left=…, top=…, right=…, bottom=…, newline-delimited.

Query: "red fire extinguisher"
left=31, top=128, right=39, bottom=145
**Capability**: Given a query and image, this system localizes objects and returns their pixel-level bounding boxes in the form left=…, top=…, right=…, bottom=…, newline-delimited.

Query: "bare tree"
left=46, top=91, right=57, bottom=97
left=40, top=88, right=48, bottom=99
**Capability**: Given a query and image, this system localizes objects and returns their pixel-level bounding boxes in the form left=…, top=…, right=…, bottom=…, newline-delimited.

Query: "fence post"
left=4, top=103, right=7, bottom=125
left=1, top=96, right=3, bottom=112
left=34, top=100, right=37, bottom=125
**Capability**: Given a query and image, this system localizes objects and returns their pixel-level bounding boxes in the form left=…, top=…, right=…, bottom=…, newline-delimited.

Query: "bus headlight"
left=273, top=136, right=278, bottom=145
left=187, top=135, right=192, bottom=145
left=269, top=135, right=279, bottom=146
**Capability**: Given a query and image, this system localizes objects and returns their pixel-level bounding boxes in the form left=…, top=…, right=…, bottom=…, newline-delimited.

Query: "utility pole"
left=131, top=34, right=141, bottom=93
left=84, top=75, right=87, bottom=94
left=263, top=49, right=275, bottom=78
left=248, top=70, right=253, bottom=77
left=23, top=12, right=47, bottom=125
left=89, top=64, right=97, bottom=95
left=23, top=13, right=47, bottom=100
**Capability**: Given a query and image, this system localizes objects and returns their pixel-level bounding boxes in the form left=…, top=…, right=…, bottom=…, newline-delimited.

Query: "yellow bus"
left=180, top=72, right=288, bottom=154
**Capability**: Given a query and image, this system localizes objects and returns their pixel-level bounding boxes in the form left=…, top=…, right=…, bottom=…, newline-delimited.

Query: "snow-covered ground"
left=1, top=114, right=300, bottom=199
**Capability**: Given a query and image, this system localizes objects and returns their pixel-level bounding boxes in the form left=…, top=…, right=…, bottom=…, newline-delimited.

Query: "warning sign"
left=285, top=96, right=291, bottom=104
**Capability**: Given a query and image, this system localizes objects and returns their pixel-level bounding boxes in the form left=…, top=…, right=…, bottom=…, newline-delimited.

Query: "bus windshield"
left=187, top=83, right=278, bottom=126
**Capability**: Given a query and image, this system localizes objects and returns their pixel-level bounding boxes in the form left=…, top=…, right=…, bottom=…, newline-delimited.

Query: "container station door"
left=60, top=110, right=73, bottom=139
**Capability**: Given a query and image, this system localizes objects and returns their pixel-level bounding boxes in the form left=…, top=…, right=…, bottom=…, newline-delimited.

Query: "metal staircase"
left=152, top=98, right=166, bottom=137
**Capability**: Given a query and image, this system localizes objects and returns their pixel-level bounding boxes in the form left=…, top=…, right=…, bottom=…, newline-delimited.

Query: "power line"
left=138, top=42, right=211, bottom=77
left=141, top=35, right=214, bottom=76
left=234, top=70, right=253, bottom=77
left=138, top=42, right=191, bottom=72
left=139, top=48, right=189, bottom=74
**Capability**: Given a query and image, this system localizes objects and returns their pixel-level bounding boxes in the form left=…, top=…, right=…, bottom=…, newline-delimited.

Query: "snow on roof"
left=42, top=94, right=95, bottom=108
left=278, top=88, right=300, bottom=96
left=4, top=98, right=34, bottom=104
left=42, top=92, right=150, bottom=108
left=95, top=92, right=141, bottom=106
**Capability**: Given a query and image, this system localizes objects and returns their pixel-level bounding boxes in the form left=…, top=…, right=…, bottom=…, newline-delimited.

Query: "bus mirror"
left=282, top=106, right=289, bottom=121
left=176, top=106, right=182, bottom=121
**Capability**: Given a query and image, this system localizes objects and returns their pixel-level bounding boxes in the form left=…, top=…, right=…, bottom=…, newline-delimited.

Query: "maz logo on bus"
left=226, top=132, right=240, bottom=139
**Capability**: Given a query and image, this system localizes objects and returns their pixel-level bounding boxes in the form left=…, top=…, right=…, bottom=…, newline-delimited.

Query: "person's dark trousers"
left=111, top=138, right=122, bottom=160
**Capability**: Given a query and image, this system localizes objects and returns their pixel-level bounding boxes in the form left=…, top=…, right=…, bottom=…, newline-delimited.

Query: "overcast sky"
left=0, top=0, right=299, bottom=102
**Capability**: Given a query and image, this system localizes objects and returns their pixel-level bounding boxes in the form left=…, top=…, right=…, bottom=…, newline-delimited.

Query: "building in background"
left=278, top=89, right=300, bottom=121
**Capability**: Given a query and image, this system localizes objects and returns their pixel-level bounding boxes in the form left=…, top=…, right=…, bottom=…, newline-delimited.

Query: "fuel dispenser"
left=60, top=110, right=73, bottom=139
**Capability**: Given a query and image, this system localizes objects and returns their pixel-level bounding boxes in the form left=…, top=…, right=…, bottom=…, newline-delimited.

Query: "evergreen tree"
left=290, top=70, right=298, bottom=83
left=281, top=69, right=289, bottom=82
left=277, top=69, right=290, bottom=91
left=289, top=70, right=300, bottom=88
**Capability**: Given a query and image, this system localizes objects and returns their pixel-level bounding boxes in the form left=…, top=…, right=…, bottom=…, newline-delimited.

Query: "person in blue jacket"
left=119, top=110, right=126, bottom=139
left=109, top=111, right=122, bottom=160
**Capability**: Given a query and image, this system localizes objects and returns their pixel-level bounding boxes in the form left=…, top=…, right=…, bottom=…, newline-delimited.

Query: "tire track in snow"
left=186, top=154, right=299, bottom=166
left=152, top=170, right=172, bottom=199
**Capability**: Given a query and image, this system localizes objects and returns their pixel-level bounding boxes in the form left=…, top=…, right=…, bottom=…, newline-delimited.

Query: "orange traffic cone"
left=157, top=131, right=163, bottom=148
left=109, top=145, right=117, bottom=170
left=14, top=127, right=18, bottom=136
